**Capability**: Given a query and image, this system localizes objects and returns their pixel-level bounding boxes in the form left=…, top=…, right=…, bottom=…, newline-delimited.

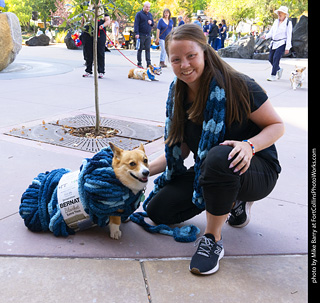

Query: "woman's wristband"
left=243, top=140, right=255, bottom=156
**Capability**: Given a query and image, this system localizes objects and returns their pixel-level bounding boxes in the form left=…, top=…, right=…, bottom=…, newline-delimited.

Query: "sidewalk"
left=0, top=44, right=308, bottom=302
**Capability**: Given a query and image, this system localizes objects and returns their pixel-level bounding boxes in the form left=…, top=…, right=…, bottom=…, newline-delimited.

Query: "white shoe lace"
left=194, top=236, right=215, bottom=258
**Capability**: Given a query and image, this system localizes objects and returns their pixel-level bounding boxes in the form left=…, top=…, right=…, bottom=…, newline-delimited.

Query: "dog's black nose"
left=142, top=170, right=150, bottom=177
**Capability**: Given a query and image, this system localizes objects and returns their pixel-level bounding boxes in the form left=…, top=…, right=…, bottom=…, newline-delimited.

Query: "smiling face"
left=110, top=143, right=149, bottom=194
left=143, top=3, right=151, bottom=13
left=168, top=39, right=205, bottom=92
left=278, top=12, right=287, bottom=22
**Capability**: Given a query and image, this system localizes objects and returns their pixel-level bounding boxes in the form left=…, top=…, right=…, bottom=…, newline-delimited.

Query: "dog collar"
left=147, top=69, right=155, bottom=81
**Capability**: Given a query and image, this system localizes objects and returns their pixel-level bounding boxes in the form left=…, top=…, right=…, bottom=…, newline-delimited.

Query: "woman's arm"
left=285, top=20, right=293, bottom=54
left=247, top=99, right=285, bottom=152
left=220, top=99, right=285, bottom=175
left=155, top=28, right=160, bottom=43
left=149, top=153, right=166, bottom=177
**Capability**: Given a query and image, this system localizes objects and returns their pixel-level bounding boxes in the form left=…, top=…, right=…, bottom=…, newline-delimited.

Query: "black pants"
left=82, top=31, right=106, bottom=74
left=137, top=35, right=151, bottom=66
left=147, top=145, right=278, bottom=225
left=208, top=36, right=217, bottom=48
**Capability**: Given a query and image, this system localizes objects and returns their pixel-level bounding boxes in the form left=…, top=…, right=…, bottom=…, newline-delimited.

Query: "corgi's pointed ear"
left=138, top=143, right=145, bottom=152
left=302, top=67, right=306, bottom=72
left=109, top=142, right=123, bottom=159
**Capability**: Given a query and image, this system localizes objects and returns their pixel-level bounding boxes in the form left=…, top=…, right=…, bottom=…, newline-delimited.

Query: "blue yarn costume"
left=130, top=77, right=226, bottom=242
left=19, top=147, right=144, bottom=237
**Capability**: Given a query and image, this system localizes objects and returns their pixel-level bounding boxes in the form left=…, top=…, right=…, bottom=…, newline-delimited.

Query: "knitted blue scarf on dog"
left=20, top=147, right=144, bottom=237
left=130, top=77, right=226, bottom=242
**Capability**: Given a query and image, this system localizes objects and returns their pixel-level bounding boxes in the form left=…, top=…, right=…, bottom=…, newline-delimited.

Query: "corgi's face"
left=293, top=66, right=306, bottom=76
left=148, top=65, right=162, bottom=75
left=110, top=143, right=149, bottom=194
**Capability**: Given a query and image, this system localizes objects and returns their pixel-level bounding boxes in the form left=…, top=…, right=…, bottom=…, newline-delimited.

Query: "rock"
left=0, top=12, right=22, bottom=71
left=252, top=52, right=269, bottom=60
left=25, top=34, right=50, bottom=46
left=252, top=32, right=270, bottom=60
left=218, top=36, right=255, bottom=59
left=64, top=31, right=78, bottom=50
left=292, top=15, right=308, bottom=58
left=254, top=34, right=270, bottom=53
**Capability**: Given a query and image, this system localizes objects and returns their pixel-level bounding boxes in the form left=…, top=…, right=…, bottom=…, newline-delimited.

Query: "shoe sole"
left=230, top=201, right=254, bottom=228
left=189, top=248, right=225, bottom=275
left=277, top=68, right=283, bottom=79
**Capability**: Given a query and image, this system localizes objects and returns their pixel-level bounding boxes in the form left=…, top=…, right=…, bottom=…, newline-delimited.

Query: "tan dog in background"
left=290, top=66, right=306, bottom=90
left=108, top=142, right=149, bottom=239
left=128, top=65, right=162, bottom=81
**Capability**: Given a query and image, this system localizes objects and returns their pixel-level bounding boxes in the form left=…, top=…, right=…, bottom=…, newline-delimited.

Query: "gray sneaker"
left=277, top=68, right=283, bottom=79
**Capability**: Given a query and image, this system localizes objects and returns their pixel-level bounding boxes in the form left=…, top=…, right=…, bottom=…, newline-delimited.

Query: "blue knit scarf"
left=130, top=77, right=226, bottom=242
left=20, top=147, right=144, bottom=237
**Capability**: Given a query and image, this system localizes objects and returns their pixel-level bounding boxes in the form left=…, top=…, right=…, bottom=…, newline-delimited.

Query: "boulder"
left=25, top=34, right=50, bottom=46
left=292, top=15, right=308, bottom=58
left=252, top=33, right=270, bottom=60
left=64, top=31, right=79, bottom=50
left=0, top=12, right=22, bottom=71
left=218, top=35, right=255, bottom=59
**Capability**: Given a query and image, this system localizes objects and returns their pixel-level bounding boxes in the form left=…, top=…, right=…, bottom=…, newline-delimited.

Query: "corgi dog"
left=108, top=142, right=149, bottom=239
left=290, top=66, right=306, bottom=90
left=128, top=64, right=162, bottom=81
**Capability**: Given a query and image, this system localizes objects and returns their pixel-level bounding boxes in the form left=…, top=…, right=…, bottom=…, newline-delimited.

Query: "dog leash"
left=99, top=27, right=143, bottom=69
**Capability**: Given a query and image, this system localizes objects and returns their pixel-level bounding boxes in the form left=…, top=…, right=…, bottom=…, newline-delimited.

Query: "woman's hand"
left=219, top=140, right=254, bottom=175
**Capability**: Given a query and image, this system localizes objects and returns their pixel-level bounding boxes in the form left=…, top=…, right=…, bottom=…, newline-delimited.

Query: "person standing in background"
left=134, top=1, right=154, bottom=68
left=111, top=19, right=120, bottom=48
left=220, top=19, right=227, bottom=48
left=203, top=20, right=209, bottom=40
left=178, top=16, right=185, bottom=26
left=208, top=19, right=218, bottom=48
left=81, top=1, right=110, bottom=79
left=194, top=16, right=202, bottom=27
left=155, top=8, right=173, bottom=68
left=262, top=6, right=292, bottom=81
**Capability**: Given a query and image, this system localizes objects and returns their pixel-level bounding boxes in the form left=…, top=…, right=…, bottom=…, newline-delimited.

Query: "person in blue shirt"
left=193, top=16, right=202, bottom=27
left=203, top=20, right=209, bottom=39
left=178, top=16, right=185, bottom=26
left=220, top=19, right=227, bottom=48
left=155, top=8, right=173, bottom=68
left=134, top=1, right=154, bottom=68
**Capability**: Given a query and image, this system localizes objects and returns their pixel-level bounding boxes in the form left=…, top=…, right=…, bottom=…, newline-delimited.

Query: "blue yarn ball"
left=19, top=147, right=143, bottom=237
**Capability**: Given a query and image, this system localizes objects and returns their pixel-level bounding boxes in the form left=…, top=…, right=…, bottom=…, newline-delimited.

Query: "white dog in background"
left=290, top=66, right=306, bottom=90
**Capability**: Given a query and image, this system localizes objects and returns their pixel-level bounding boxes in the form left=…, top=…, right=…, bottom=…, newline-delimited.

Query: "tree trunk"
left=93, top=3, right=100, bottom=135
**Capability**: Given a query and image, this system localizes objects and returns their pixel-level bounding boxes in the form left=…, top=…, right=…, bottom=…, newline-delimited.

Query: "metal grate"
left=5, top=114, right=164, bottom=153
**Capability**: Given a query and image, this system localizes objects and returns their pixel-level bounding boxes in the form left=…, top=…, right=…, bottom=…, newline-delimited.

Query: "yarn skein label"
left=57, top=170, right=95, bottom=231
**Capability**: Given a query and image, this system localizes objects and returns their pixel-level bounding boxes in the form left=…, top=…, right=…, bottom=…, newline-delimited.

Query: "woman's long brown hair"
left=164, top=24, right=251, bottom=146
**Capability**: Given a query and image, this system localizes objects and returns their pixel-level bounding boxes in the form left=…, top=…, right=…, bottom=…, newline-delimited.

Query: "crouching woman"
left=146, top=24, right=285, bottom=275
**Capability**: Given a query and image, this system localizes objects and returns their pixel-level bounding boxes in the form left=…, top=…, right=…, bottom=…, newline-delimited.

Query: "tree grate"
left=5, top=114, right=164, bottom=153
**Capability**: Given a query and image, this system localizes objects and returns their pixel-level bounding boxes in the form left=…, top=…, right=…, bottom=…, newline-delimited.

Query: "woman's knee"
left=201, top=145, right=233, bottom=177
